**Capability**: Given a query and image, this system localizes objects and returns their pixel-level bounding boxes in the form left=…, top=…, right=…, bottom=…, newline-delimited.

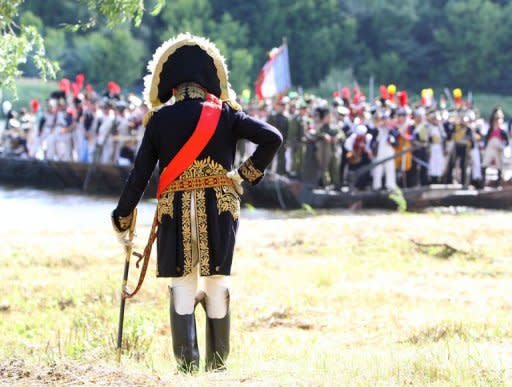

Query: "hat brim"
left=143, top=33, right=236, bottom=110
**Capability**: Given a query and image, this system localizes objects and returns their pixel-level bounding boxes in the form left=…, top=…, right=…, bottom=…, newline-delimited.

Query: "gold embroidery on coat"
left=195, top=189, right=211, bottom=275
left=179, top=157, right=240, bottom=220
left=180, top=156, right=224, bottom=179
left=157, top=190, right=175, bottom=223
left=214, top=185, right=240, bottom=220
left=161, top=157, right=240, bottom=276
left=181, top=191, right=193, bottom=276
left=174, top=82, right=206, bottom=102
left=239, top=158, right=263, bottom=183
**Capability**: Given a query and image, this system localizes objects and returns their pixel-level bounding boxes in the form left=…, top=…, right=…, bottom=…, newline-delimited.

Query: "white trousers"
left=171, top=191, right=230, bottom=319
left=372, top=159, right=396, bottom=190
left=429, top=144, right=445, bottom=177
left=471, top=146, right=482, bottom=180
left=171, top=264, right=229, bottom=318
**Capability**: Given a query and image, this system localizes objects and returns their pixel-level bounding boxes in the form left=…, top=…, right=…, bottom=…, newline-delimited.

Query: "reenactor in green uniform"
left=315, top=106, right=343, bottom=188
left=286, top=101, right=305, bottom=177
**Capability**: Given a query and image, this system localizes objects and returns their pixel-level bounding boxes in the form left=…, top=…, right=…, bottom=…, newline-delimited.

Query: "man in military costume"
left=286, top=101, right=305, bottom=177
left=446, top=110, right=472, bottom=186
left=371, top=110, right=398, bottom=191
left=344, top=124, right=372, bottom=190
left=427, top=110, right=445, bottom=183
left=315, top=106, right=342, bottom=189
left=267, top=99, right=289, bottom=175
left=111, top=33, right=282, bottom=372
left=411, top=109, right=430, bottom=186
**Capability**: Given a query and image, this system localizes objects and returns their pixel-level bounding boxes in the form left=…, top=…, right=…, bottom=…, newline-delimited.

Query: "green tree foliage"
left=157, top=0, right=253, bottom=92
left=434, top=0, right=509, bottom=91
left=0, top=0, right=58, bottom=95
left=1, top=0, right=163, bottom=95
left=68, top=29, right=144, bottom=88
left=3, top=0, right=512, bottom=96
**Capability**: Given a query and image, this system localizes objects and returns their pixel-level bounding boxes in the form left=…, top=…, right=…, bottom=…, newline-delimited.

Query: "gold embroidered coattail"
left=157, top=190, right=175, bottom=223
left=157, top=157, right=240, bottom=276
left=239, top=158, right=263, bottom=183
left=181, top=191, right=193, bottom=275
left=194, top=189, right=210, bottom=275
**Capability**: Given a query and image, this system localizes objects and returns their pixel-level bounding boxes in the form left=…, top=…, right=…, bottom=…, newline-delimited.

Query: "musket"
left=116, top=207, right=138, bottom=363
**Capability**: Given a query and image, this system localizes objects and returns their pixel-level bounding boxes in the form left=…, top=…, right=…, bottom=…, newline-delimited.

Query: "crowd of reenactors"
left=0, top=75, right=148, bottom=166
left=240, top=86, right=510, bottom=190
left=1, top=80, right=510, bottom=191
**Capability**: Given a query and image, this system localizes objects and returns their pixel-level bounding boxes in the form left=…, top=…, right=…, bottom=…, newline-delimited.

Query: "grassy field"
left=1, top=209, right=512, bottom=385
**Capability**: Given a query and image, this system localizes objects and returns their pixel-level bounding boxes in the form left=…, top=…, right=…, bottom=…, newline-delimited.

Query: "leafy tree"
left=435, top=0, right=509, bottom=91
left=4, top=0, right=512, bottom=98
left=158, top=0, right=253, bottom=92
left=1, top=0, right=163, bottom=95
left=0, top=0, right=58, bottom=95
left=69, top=28, right=145, bottom=89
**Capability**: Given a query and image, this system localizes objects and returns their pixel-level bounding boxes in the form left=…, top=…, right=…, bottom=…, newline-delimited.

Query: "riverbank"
left=0, top=190, right=511, bottom=385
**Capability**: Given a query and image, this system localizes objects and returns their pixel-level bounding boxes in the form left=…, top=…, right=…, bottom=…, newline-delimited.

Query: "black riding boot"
left=169, top=287, right=200, bottom=373
left=201, top=290, right=230, bottom=371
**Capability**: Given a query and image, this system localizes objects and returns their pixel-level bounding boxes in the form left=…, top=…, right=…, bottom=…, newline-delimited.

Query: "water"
left=0, top=187, right=286, bottom=230
left=0, top=187, right=153, bottom=229
left=1, top=187, right=504, bottom=231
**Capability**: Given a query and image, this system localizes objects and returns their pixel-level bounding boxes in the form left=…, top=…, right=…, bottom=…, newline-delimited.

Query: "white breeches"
left=372, top=157, right=396, bottom=190
left=471, top=146, right=482, bottom=180
left=429, top=144, right=445, bottom=177
left=171, top=192, right=230, bottom=318
left=171, top=265, right=229, bottom=318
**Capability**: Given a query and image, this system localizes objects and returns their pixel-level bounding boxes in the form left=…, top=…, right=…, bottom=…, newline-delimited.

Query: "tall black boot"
left=201, top=290, right=230, bottom=371
left=169, top=287, right=199, bottom=373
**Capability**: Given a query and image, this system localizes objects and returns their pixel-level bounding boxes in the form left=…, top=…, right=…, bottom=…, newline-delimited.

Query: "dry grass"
left=1, top=206, right=512, bottom=386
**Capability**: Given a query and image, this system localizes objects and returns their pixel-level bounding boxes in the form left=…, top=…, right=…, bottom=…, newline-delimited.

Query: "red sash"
left=156, top=93, right=222, bottom=198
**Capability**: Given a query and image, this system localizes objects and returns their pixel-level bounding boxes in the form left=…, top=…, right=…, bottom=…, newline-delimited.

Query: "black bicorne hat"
left=143, top=33, right=238, bottom=113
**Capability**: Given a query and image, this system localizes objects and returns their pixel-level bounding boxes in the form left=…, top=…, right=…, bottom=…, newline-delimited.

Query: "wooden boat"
left=1, top=156, right=512, bottom=210
left=0, top=157, right=300, bottom=208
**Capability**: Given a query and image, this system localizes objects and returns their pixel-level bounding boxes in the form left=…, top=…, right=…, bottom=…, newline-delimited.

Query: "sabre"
left=116, top=207, right=137, bottom=363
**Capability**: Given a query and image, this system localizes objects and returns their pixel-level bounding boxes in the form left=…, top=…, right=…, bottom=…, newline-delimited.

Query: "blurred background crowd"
left=1, top=80, right=510, bottom=192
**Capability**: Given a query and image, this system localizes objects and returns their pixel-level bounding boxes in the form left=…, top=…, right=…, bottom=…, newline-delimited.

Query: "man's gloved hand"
left=111, top=210, right=134, bottom=248
left=227, top=170, right=244, bottom=195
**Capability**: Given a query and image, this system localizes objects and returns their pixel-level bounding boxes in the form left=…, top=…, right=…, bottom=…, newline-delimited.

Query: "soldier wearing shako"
left=110, top=33, right=282, bottom=372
